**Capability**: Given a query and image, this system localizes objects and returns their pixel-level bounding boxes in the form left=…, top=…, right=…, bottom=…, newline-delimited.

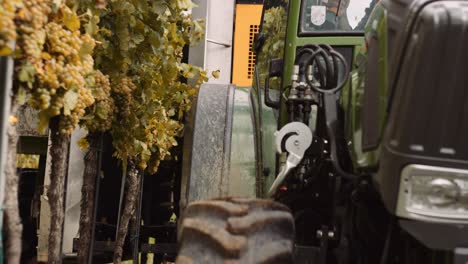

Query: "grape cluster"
left=90, top=71, right=109, bottom=100
left=112, top=77, right=137, bottom=119
left=0, top=0, right=17, bottom=53
left=61, top=64, right=86, bottom=89
left=16, top=0, right=51, bottom=63
left=82, top=70, right=115, bottom=132
left=30, top=88, right=51, bottom=110
left=81, top=54, right=94, bottom=74
left=60, top=88, right=95, bottom=134
left=38, top=57, right=63, bottom=90
left=112, top=77, right=137, bottom=95
left=49, top=95, right=64, bottom=116
left=46, top=22, right=82, bottom=57
left=81, top=33, right=96, bottom=50
left=12, top=1, right=100, bottom=135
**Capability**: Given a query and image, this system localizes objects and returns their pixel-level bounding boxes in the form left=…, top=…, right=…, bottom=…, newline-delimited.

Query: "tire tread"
left=176, top=198, right=294, bottom=264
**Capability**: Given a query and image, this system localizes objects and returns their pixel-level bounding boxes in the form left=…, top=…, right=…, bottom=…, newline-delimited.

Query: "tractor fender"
left=180, top=83, right=257, bottom=211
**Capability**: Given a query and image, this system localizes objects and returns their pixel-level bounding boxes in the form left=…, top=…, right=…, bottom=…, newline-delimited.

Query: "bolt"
left=316, top=230, right=323, bottom=238
left=294, top=140, right=300, bottom=146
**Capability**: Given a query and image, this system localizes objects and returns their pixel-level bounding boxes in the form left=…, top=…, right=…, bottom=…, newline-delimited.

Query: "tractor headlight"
left=396, top=165, right=468, bottom=223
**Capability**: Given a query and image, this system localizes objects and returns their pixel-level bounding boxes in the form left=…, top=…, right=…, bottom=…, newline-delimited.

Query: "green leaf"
left=212, top=69, right=220, bottom=79
left=177, top=0, right=195, bottom=10
left=84, top=15, right=100, bottom=36
left=0, top=46, right=13, bottom=56
left=152, top=2, right=168, bottom=15
left=17, top=86, right=29, bottom=106
left=96, top=102, right=109, bottom=119
left=167, top=108, right=175, bottom=117
left=132, top=33, right=145, bottom=45
left=63, top=9, right=81, bottom=31
left=80, top=41, right=94, bottom=57
left=63, top=89, right=79, bottom=116
left=18, top=63, right=36, bottom=83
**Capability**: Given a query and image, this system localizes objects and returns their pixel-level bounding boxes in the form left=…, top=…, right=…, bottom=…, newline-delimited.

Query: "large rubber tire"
left=176, top=197, right=295, bottom=264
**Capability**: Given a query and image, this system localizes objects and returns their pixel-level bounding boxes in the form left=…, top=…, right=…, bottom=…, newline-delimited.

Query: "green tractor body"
left=178, top=0, right=468, bottom=263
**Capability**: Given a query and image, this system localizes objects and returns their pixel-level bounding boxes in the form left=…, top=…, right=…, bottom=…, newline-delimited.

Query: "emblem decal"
left=311, top=5, right=326, bottom=26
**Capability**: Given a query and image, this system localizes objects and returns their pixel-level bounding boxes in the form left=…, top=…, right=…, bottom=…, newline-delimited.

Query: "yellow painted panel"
left=232, top=4, right=263, bottom=87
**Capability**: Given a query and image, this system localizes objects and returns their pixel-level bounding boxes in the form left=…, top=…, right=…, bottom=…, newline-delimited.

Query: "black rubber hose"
left=305, top=49, right=349, bottom=94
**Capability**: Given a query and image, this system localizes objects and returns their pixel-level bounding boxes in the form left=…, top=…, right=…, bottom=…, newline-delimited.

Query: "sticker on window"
left=311, top=5, right=326, bottom=26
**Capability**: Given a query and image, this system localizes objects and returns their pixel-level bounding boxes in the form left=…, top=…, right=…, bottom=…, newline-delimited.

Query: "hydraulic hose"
left=295, top=45, right=357, bottom=180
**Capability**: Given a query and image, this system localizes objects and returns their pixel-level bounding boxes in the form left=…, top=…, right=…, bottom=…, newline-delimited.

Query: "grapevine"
left=2, top=0, right=210, bottom=262
left=82, top=0, right=209, bottom=262
left=6, top=1, right=101, bottom=263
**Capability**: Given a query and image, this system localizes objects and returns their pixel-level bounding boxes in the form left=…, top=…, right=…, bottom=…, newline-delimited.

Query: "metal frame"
left=0, top=55, right=15, bottom=262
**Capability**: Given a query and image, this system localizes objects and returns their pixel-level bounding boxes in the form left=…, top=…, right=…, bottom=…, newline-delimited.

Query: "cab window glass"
left=256, top=0, right=288, bottom=90
left=300, top=0, right=377, bottom=33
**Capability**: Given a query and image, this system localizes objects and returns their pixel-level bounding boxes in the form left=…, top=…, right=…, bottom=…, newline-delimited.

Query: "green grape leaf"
left=84, top=15, right=100, bottom=36
left=17, top=86, right=30, bottom=106
left=152, top=2, right=168, bottom=15
left=80, top=41, right=95, bottom=57
left=18, top=63, right=36, bottom=84
left=0, top=47, right=13, bottom=56
left=129, top=33, right=145, bottom=48
left=212, top=69, right=220, bottom=79
left=96, top=102, right=109, bottom=119
left=177, top=0, right=195, bottom=10
left=63, top=10, right=81, bottom=31
left=63, top=89, right=79, bottom=116
left=167, top=108, right=175, bottom=117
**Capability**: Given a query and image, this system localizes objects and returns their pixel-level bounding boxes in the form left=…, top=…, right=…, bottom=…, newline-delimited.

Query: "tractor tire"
left=175, top=197, right=295, bottom=264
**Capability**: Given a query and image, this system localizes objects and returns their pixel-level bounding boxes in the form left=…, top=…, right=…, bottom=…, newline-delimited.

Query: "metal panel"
left=232, top=4, right=263, bottom=86
left=189, top=0, right=235, bottom=84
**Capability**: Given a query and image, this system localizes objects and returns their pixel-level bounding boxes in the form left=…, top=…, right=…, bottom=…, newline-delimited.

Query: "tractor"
left=176, top=0, right=468, bottom=263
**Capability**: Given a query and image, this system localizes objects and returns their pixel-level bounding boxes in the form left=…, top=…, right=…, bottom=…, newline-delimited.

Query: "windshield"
left=300, top=0, right=378, bottom=33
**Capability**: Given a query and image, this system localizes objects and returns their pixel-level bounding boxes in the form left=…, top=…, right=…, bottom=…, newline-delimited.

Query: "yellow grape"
left=0, top=0, right=17, bottom=52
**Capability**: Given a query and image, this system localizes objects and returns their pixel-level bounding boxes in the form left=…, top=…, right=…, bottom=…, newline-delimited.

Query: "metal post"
left=132, top=173, right=145, bottom=263
left=0, top=55, right=15, bottom=264
left=115, top=165, right=127, bottom=240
